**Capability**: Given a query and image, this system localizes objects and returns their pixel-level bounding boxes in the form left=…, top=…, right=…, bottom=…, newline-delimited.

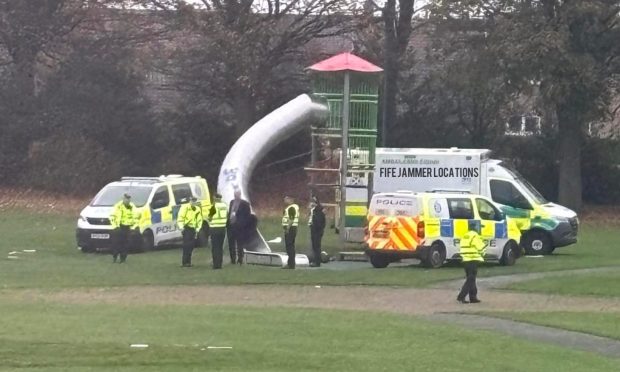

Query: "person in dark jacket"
left=308, top=197, right=326, bottom=267
left=227, top=189, right=252, bottom=265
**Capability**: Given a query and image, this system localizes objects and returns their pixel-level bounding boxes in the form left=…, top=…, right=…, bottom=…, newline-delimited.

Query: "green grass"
left=480, top=312, right=620, bottom=341
left=0, top=301, right=618, bottom=371
left=504, top=271, right=620, bottom=297
left=1, top=210, right=620, bottom=290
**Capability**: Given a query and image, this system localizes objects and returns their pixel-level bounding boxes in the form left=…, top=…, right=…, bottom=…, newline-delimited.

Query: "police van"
left=76, top=175, right=211, bottom=252
left=365, top=191, right=522, bottom=268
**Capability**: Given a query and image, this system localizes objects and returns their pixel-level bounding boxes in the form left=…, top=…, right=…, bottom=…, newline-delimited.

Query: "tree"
left=400, top=18, right=514, bottom=147
left=380, top=0, right=415, bottom=145
left=431, top=0, right=620, bottom=210
left=143, top=0, right=356, bottom=138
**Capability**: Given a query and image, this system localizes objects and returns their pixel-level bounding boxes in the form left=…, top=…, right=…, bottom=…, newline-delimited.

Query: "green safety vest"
left=177, top=204, right=203, bottom=230
left=210, top=202, right=228, bottom=228
left=110, top=201, right=138, bottom=228
left=282, top=204, right=299, bottom=227
left=460, top=231, right=486, bottom=262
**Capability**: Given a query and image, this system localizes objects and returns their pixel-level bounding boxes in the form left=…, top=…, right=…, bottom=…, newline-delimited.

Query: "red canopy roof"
left=308, top=52, right=383, bottom=73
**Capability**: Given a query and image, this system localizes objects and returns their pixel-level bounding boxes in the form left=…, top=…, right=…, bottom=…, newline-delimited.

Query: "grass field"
left=1, top=210, right=620, bottom=290
left=2, top=207, right=620, bottom=370
left=481, top=312, right=620, bottom=341
left=504, top=271, right=620, bottom=297
left=1, top=301, right=618, bottom=371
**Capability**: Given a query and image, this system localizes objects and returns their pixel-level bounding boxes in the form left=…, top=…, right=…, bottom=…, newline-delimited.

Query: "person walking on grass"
left=457, top=230, right=487, bottom=304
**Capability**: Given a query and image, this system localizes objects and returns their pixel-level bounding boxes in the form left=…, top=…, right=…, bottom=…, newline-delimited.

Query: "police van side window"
left=490, top=180, right=532, bottom=210
left=447, top=198, right=474, bottom=220
left=172, top=184, right=193, bottom=204
left=476, top=198, right=502, bottom=221
left=151, top=186, right=170, bottom=210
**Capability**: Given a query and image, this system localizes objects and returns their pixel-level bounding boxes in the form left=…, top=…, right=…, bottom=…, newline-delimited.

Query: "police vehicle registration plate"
left=91, top=233, right=110, bottom=239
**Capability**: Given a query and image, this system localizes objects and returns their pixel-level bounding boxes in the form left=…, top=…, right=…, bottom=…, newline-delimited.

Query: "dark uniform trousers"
left=457, top=261, right=479, bottom=301
left=210, top=227, right=226, bottom=269
left=310, top=226, right=323, bottom=266
left=182, top=227, right=196, bottom=266
left=113, top=225, right=131, bottom=262
left=227, top=226, right=245, bottom=264
left=284, top=226, right=297, bottom=268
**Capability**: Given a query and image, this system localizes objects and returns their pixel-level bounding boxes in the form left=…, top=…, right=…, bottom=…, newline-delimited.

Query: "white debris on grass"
left=525, top=255, right=544, bottom=258
left=8, top=251, right=19, bottom=255
left=267, top=237, right=282, bottom=244
left=207, top=346, right=232, bottom=349
left=23, top=250, right=36, bottom=253
left=7, top=256, right=19, bottom=260
left=315, top=285, right=321, bottom=288
left=130, top=344, right=149, bottom=349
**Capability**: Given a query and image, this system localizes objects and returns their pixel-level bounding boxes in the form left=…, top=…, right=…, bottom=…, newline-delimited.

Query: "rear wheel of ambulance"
left=522, top=231, right=553, bottom=255
left=423, top=242, right=446, bottom=269
left=500, top=241, right=518, bottom=266
left=369, top=253, right=390, bottom=268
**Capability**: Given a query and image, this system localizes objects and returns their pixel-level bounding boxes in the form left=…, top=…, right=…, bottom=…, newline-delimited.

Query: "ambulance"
left=366, top=191, right=522, bottom=268
left=76, top=175, right=211, bottom=252
left=373, top=148, right=579, bottom=255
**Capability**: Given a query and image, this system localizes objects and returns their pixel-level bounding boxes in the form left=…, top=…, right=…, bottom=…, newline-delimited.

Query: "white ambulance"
left=373, top=148, right=579, bottom=255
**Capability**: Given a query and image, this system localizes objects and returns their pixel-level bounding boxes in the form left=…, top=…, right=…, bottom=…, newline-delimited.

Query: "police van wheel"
left=141, top=230, right=154, bottom=252
left=523, top=231, right=553, bottom=255
left=500, top=241, right=518, bottom=266
left=423, top=243, right=446, bottom=269
left=369, top=254, right=389, bottom=268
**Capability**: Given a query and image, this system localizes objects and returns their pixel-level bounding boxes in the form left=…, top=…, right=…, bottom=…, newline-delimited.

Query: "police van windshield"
left=370, top=195, right=420, bottom=216
left=502, top=165, right=548, bottom=204
left=91, top=185, right=152, bottom=207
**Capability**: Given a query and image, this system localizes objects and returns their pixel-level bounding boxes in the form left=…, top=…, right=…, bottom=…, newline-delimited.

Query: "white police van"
left=76, top=175, right=211, bottom=252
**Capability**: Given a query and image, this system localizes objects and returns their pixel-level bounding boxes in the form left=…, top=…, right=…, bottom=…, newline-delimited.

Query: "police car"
left=76, top=175, right=211, bottom=252
left=365, top=191, right=522, bottom=268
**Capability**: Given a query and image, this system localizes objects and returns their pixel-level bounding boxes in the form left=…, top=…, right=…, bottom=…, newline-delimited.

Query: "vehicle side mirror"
left=498, top=211, right=506, bottom=221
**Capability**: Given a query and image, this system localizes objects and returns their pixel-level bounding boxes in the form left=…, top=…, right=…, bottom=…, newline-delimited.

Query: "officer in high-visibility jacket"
left=109, top=193, right=138, bottom=263
left=282, top=196, right=299, bottom=269
left=208, top=193, right=228, bottom=269
left=457, top=230, right=487, bottom=304
left=178, top=196, right=203, bottom=267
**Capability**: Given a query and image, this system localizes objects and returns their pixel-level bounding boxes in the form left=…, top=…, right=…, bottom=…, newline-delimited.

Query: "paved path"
left=428, top=313, right=620, bottom=358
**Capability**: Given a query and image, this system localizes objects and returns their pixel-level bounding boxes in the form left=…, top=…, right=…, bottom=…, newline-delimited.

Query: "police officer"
left=457, top=230, right=487, bottom=304
left=109, top=193, right=138, bottom=263
left=308, top=197, right=326, bottom=267
left=282, top=196, right=299, bottom=269
left=178, top=196, right=203, bottom=267
left=208, top=193, right=228, bottom=269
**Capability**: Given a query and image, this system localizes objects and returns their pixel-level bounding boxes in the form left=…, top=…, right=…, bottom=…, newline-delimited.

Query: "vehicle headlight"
left=79, top=215, right=88, bottom=222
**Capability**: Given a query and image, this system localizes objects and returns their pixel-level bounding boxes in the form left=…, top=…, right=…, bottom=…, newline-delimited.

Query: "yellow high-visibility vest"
left=178, top=204, right=203, bottom=230
left=282, top=204, right=299, bottom=227
left=460, top=231, right=486, bottom=262
left=210, top=202, right=228, bottom=228
left=110, top=201, right=138, bottom=228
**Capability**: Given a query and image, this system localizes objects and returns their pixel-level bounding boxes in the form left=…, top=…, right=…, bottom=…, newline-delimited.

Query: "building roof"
left=307, top=52, right=383, bottom=72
